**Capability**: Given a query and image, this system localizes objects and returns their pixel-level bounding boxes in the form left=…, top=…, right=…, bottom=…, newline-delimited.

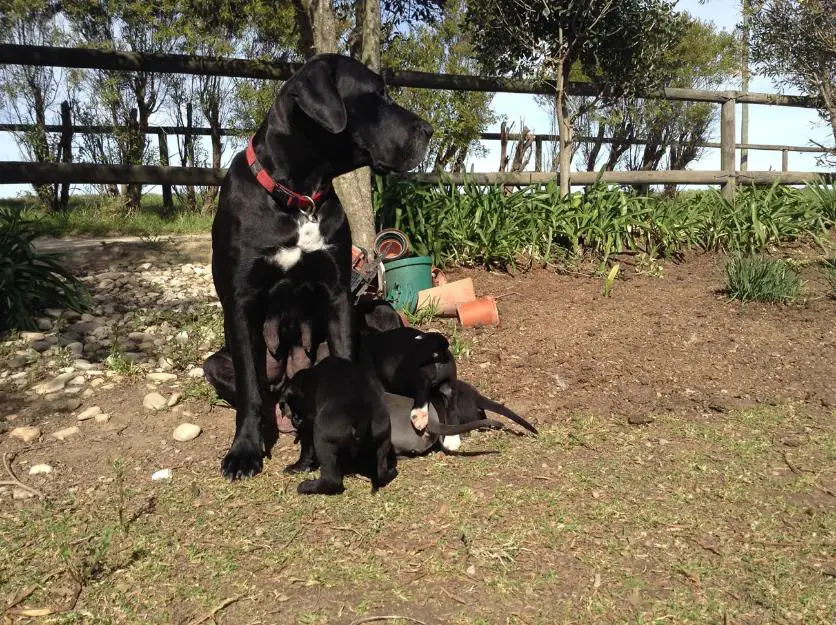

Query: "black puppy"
left=207, top=54, right=432, bottom=479
left=359, top=327, right=456, bottom=432
left=361, top=327, right=538, bottom=451
left=280, top=356, right=397, bottom=495
left=437, top=380, right=539, bottom=436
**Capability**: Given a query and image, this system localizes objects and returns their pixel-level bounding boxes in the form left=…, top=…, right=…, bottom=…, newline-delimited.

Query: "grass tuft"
left=725, top=254, right=803, bottom=303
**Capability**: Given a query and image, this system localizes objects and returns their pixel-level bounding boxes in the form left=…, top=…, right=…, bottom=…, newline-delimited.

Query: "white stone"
left=173, top=423, right=201, bottom=442
left=13, top=487, right=35, bottom=500
left=167, top=392, right=182, bottom=408
left=52, top=426, right=80, bottom=441
left=174, top=331, right=189, bottom=345
left=32, top=372, right=76, bottom=395
left=10, top=426, right=41, bottom=443
left=147, top=372, right=177, bottom=383
left=76, top=406, right=102, bottom=421
left=187, top=367, right=205, bottom=378
left=28, top=463, right=53, bottom=475
left=89, top=377, right=105, bottom=388
left=68, top=375, right=86, bottom=386
left=20, top=331, right=46, bottom=342
left=151, top=468, right=172, bottom=481
left=94, top=413, right=111, bottom=423
left=143, top=392, right=168, bottom=411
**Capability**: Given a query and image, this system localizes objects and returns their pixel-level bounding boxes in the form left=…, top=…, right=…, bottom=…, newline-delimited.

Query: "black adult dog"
left=204, top=54, right=432, bottom=480
left=280, top=356, right=397, bottom=495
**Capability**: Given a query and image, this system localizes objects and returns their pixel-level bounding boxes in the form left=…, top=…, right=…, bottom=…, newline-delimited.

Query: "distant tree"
left=64, top=0, right=182, bottom=213
left=748, top=0, right=836, bottom=160
left=466, top=0, right=685, bottom=195
left=0, top=0, right=69, bottom=210
left=383, top=0, right=494, bottom=172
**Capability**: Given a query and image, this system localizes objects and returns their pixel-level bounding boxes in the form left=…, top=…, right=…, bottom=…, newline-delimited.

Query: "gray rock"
left=31, top=341, right=51, bottom=353
left=45, top=308, right=64, bottom=318
left=7, top=356, right=28, bottom=369
left=147, top=372, right=177, bottom=383
left=173, top=423, right=201, bottom=442
left=76, top=406, right=102, bottom=421
left=51, top=425, right=80, bottom=441
left=20, top=331, right=46, bottom=342
left=36, top=318, right=53, bottom=330
left=72, top=359, right=93, bottom=370
left=94, top=412, right=111, bottom=423
left=143, top=392, right=168, bottom=411
left=48, top=397, right=83, bottom=413
left=13, top=487, right=35, bottom=500
left=10, top=426, right=41, bottom=443
left=68, top=375, right=86, bottom=386
left=67, top=342, right=84, bottom=357
left=32, top=372, right=76, bottom=395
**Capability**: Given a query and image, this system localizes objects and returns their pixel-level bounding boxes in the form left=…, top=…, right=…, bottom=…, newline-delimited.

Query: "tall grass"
left=375, top=176, right=836, bottom=268
left=725, top=255, right=803, bottom=303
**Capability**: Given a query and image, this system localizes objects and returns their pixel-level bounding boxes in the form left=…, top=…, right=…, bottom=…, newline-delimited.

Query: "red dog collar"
left=246, top=137, right=329, bottom=217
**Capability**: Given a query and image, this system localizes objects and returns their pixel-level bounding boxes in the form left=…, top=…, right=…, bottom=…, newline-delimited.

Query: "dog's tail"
left=474, top=392, right=539, bottom=435
left=427, top=417, right=503, bottom=436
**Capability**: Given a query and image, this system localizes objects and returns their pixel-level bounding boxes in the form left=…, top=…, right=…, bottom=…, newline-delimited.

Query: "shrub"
left=724, top=254, right=803, bottom=303
left=0, top=207, right=89, bottom=331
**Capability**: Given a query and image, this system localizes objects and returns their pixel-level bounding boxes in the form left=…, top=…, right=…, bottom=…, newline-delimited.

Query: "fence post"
left=535, top=137, right=542, bottom=172
left=781, top=149, right=788, bottom=172
left=157, top=129, right=173, bottom=212
left=720, top=98, right=736, bottom=201
left=58, top=100, right=73, bottom=211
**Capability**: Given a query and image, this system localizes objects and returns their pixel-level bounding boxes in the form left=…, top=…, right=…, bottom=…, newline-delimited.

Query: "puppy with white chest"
left=280, top=356, right=397, bottom=495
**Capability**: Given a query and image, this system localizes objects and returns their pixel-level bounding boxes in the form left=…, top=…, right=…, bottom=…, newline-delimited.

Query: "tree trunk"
left=555, top=61, right=572, bottom=197
left=332, top=0, right=379, bottom=251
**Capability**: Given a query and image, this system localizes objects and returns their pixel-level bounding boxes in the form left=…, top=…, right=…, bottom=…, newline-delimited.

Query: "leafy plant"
left=725, top=255, right=803, bottom=304
left=822, top=258, right=836, bottom=298
left=0, top=207, right=89, bottom=332
left=602, top=263, right=620, bottom=297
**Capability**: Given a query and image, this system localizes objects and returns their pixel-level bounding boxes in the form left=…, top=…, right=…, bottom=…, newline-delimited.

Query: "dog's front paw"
left=221, top=437, right=264, bottom=480
left=410, top=405, right=429, bottom=432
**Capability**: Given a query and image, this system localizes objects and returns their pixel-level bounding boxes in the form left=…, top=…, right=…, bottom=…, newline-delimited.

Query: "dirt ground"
left=1, top=239, right=834, bottom=625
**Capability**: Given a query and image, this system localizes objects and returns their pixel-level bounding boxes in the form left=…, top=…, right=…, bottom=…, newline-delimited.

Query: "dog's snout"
left=415, top=119, right=433, bottom=139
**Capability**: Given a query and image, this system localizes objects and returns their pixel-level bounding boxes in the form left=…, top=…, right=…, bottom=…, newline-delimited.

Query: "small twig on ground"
left=1, top=452, right=44, bottom=498
left=349, top=616, right=428, bottom=625
left=493, top=290, right=520, bottom=300
left=440, top=586, right=467, bottom=605
left=185, top=594, right=246, bottom=625
left=685, top=535, right=724, bottom=557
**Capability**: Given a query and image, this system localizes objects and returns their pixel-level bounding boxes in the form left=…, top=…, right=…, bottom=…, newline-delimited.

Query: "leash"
left=246, top=136, right=330, bottom=221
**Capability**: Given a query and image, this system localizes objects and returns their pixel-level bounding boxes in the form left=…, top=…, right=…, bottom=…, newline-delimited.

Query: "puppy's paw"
left=284, top=460, right=316, bottom=474
left=441, top=434, right=462, bottom=452
left=410, top=405, right=429, bottom=432
left=221, top=437, right=264, bottom=481
left=297, top=479, right=345, bottom=495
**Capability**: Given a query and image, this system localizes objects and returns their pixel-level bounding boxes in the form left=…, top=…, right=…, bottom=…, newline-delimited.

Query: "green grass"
left=1, top=405, right=833, bottom=624
left=0, top=194, right=214, bottom=238
left=823, top=258, right=836, bottom=297
left=725, top=254, right=804, bottom=303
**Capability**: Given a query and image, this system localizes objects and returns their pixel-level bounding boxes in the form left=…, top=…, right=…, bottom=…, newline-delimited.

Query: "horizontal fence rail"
left=1, top=161, right=831, bottom=187
left=0, top=123, right=825, bottom=155
left=0, top=44, right=823, bottom=108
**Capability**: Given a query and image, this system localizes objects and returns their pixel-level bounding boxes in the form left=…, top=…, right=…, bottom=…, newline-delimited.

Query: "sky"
left=0, top=0, right=831, bottom=199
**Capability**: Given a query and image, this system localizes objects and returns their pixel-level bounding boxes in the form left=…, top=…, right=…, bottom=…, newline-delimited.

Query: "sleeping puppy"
left=359, top=327, right=503, bottom=451
left=358, top=327, right=456, bottom=431
left=385, top=392, right=503, bottom=456
left=279, top=356, right=397, bottom=495
left=435, top=380, right=539, bottom=436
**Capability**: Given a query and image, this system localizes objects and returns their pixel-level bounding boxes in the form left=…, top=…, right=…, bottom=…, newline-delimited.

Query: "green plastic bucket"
left=383, top=256, right=433, bottom=313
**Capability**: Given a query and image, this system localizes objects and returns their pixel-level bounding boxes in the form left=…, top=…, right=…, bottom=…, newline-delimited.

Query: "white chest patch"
left=268, top=219, right=330, bottom=271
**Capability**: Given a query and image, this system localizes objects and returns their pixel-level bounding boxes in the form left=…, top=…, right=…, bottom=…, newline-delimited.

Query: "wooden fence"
left=0, top=43, right=832, bottom=201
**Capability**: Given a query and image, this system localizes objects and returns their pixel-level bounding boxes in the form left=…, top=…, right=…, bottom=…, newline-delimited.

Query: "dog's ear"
left=294, top=58, right=347, bottom=134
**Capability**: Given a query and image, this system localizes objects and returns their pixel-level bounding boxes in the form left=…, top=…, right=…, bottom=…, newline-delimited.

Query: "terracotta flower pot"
left=417, top=278, right=476, bottom=317
left=457, top=296, right=499, bottom=328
